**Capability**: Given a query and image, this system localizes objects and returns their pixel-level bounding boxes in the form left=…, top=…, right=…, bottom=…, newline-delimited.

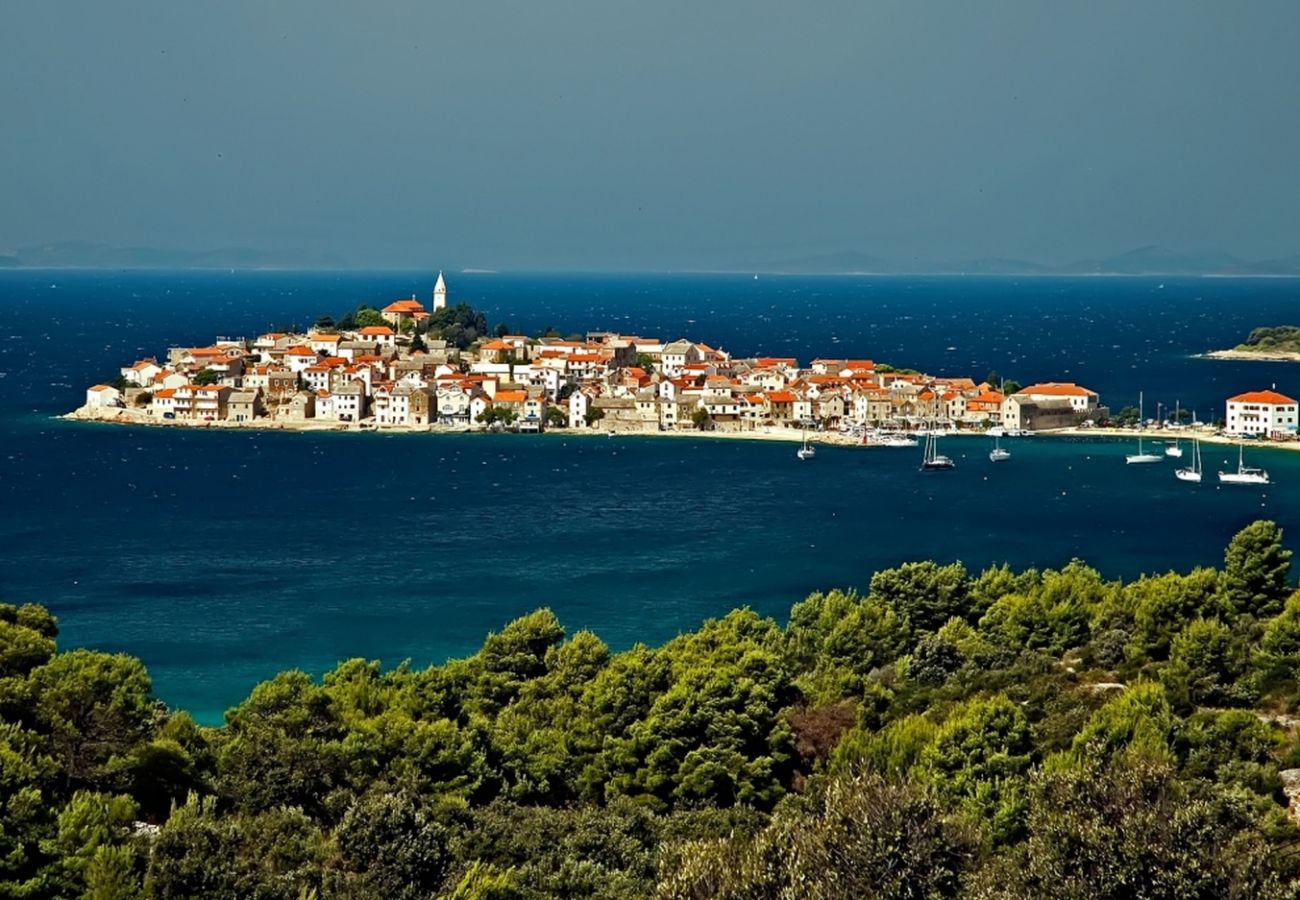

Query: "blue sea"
left=3, top=270, right=1300, bottom=723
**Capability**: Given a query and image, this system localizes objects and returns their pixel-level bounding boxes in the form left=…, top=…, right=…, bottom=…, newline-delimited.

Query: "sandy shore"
left=61, top=406, right=1300, bottom=454
left=1199, top=349, right=1300, bottom=363
left=1044, top=425, right=1300, bottom=453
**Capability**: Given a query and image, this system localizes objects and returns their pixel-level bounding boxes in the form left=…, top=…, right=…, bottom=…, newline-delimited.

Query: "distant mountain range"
left=2, top=240, right=1299, bottom=275
left=739, top=245, right=1300, bottom=276
left=0, top=241, right=349, bottom=270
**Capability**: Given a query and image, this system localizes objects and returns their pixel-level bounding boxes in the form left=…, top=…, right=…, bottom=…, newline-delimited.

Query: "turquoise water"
left=2, top=270, right=1299, bottom=722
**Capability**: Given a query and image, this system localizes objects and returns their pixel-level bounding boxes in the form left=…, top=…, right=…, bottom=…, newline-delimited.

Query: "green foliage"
left=1242, top=324, right=1300, bottom=351
left=657, top=772, right=972, bottom=900
left=354, top=308, right=385, bottom=329
left=427, top=303, right=488, bottom=349
left=191, top=368, right=220, bottom=386
left=869, top=560, right=971, bottom=634
left=5, top=521, right=1300, bottom=897
left=1222, top=520, right=1293, bottom=618
left=544, top=405, right=567, bottom=427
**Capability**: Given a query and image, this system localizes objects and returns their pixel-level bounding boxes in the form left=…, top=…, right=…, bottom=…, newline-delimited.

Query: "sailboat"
left=1218, top=444, right=1269, bottom=485
left=1126, top=391, right=1163, bottom=464
left=1174, top=438, right=1202, bottom=483
left=920, top=427, right=955, bottom=471
left=989, top=433, right=1010, bottom=462
left=1165, top=400, right=1184, bottom=457
left=797, top=423, right=816, bottom=460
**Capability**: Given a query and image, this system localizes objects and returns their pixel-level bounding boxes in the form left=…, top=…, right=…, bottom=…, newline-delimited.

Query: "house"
left=284, top=391, right=315, bottom=420
left=120, top=359, right=162, bottom=386
left=1226, top=389, right=1299, bottom=437
left=764, top=391, right=796, bottom=423
left=226, top=390, right=264, bottom=422
left=1015, top=383, right=1100, bottom=413
left=1001, top=395, right=1077, bottom=432
left=382, top=297, right=427, bottom=327
left=309, top=333, right=343, bottom=355
left=965, top=389, right=1005, bottom=424
left=357, top=325, right=397, bottom=348
left=661, top=340, right=702, bottom=376
left=85, top=384, right=122, bottom=409
left=283, top=345, right=320, bottom=374
left=332, top=381, right=369, bottom=422
left=373, top=383, right=433, bottom=426
left=569, top=390, right=594, bottom=428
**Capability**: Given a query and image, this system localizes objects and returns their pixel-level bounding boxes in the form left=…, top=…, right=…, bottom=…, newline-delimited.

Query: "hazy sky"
left=3, top=1, right=1298, bottom=269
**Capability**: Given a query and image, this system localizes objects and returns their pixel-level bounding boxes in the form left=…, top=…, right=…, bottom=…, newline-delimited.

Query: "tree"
left=584, top=407, right=605, bottom=428
left=313, top=315, right=335, bottom=331
left=544, top=407, right=567, bottom=428
left=1162, top=618, right=1250, bottom=708
left=635, top=352, right=656, bottom=371
left=657, top=772, right=973, bottom=900
left=410, top=333, right=427, bottom=353
left=1112, top=405, right=1140, bottom=427
left=494, top=323, right=510, bottom=338
left=328, top=790, right=450, bottom=900
left=1222, top=520, right=1292, bottom=618
left=869, top=561, right=971, bottom=634
left=690, top=407, right=711, bottom=430
left=191, top=369, right=219, bottom=386
left=355, top=308, right=385, bottom=329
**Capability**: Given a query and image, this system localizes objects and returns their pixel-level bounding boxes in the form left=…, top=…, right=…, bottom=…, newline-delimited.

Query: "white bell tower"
left=433, top=271, right=448, bottom=311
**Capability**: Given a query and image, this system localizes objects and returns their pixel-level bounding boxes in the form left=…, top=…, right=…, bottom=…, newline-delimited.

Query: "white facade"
left=1226, top=390, right=1299, bottom=436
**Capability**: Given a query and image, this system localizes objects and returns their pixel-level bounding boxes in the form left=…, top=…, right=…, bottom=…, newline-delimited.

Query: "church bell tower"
left=433, top=271, right=447, bottom=311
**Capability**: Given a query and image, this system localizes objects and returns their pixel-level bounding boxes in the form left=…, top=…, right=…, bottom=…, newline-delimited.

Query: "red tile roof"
left=1229, top=389, right=1297, bottom=405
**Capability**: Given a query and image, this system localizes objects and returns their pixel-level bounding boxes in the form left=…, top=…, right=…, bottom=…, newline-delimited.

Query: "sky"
left=2, top=1, right=1299, bottom=270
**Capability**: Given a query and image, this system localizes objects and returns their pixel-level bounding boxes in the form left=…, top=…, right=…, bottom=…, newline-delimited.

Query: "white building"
left=85, top=384, right=122, bottom=408
left=1226, top=389, right=1299, bottom=437
left=433, top=271, right=448, bottom=311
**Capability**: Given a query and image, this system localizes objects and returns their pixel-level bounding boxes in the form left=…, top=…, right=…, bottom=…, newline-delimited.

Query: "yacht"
left=1174, top=439, right=1202, bottom=483
left=989, top=434, right=1010, bottom=462
left=1126, top=392, right=1163, bottom=464
left=1165, top=401, right=1184, bottom=457
left=1218, top=444, right=1270, bottom=485
left=920, top=429, right=955, bottom=471
left=797, top=425, right=816, bottom=460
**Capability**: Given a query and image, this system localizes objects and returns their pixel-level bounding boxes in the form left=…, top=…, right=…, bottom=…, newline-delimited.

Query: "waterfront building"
left=85, top=384, right=122, bottom=409
left=1226, top=389, right=1299, bottom=437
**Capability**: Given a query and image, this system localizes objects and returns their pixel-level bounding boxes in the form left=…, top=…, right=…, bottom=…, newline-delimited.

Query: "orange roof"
left=1018, top=382, right=1096, bottom=398
left=311, top=333, right=341, bottom=342
left=284, top=346, right=316, bottom=356
left=359, top=326, right=395, bottom=336
left=844, top=359, right=875, bottom=369
left=755, top=357, right=798, bottom=368
left=382, top=299, right=425, bottom=314
left=766, top=391, right=796, bottom=403
left=481, top=340, right=513, bottom=351
left=1229, top=389, right=1297, bottom=405
left=88, top=384, right=112, bottom=392
left=154, top=388, right=176, bottom=398
left=494, top=390, right=527, bottom=403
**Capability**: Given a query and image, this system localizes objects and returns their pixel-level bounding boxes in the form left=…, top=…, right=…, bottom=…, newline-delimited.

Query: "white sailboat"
left=1126, top=392, right=1163, bottom=464
left=797, top=423, right=815, bottom=460
left=1174, top=438, right=1202, bottom=483
left=1218, top=444, right=1269, bottom=485
left=920, top=427, right=955, bottom=471
left=989, top=434, right=1010, bottom=462
left=1165, top=400, right=1184, bottom=457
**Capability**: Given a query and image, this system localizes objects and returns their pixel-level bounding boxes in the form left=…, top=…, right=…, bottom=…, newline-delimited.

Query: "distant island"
left=1204, top=326, right=1300, bottom=362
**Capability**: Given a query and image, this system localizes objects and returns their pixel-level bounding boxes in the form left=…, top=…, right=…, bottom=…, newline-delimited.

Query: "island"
left=69, top=274, right=1124, bottom=442
left=1204, top=326, right=1300, bottom=362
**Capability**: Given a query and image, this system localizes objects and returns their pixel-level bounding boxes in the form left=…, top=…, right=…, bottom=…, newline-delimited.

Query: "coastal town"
left=72, top=275, right=1300, bottom=449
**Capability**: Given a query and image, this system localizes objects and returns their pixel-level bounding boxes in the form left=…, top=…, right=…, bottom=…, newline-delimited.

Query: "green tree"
left=191, top=368, right=220, bottom=386
left=355, top=308, right=386, bottom=329
left=869, top=561, right=970, bottom=634
left=328, top=790, right=450, bottom=900
left=1162, top=618, right=1250, bottom=708
left=1222, top=520, right=1292, bottom=618
left=544, top=406, right=567, bottom=428
left=690, top=407, right=711, bottom=430
left=584, top=407, right=605, bottom=427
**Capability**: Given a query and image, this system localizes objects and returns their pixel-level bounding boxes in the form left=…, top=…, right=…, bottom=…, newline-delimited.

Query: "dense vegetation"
left=1237, top=325, right=1300, bottom=353
left=6, top=521, right=1300, bottom=898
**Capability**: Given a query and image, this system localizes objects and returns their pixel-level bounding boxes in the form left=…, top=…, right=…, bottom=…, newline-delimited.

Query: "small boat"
left=989, top=434, right=1010, bottom=462
left=867, top=430, right=919, bottom=448
left=920, top=428, right=955, bottom=471
left=797, top=425, right=816, bottom=460
left=1174, top=438, right=1202, bottom=483
left=1126, top=391, right=1163, bottom=464
left=1165, top=401, right=1184, bottom=457
left=1218, top=444, right=1270, bottom=485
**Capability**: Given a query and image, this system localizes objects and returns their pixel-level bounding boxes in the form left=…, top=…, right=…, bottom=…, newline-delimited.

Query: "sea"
left=2, top=269, right=1300, bottom=723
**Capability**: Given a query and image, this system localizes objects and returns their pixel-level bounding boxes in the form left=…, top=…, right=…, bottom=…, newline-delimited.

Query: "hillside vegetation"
left=6, top=522, right=1300, bottom=898
left=1235, top=325, right=1300, bottom=354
